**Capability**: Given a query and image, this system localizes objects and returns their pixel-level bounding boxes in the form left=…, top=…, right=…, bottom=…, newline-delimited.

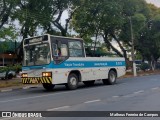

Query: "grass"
left=0, top=78, right=23, bottom=88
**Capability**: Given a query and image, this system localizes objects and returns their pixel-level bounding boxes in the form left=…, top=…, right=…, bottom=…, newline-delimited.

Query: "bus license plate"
left=32, top=79, right=37, bottom=83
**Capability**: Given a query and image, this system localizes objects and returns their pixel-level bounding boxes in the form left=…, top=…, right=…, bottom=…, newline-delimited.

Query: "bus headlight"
left=42, top=72, right=52, bottom=77
left=22, top=73, right=28, bottom=77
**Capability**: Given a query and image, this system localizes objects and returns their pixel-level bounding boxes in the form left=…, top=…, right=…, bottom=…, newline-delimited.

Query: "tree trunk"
left=93, top=31, right=98, bottom=56
left=150, top=55, right=156, bottom=71
left=103, top=35, right=123, bottom=57
left=110, top=33, right=127, bottom=61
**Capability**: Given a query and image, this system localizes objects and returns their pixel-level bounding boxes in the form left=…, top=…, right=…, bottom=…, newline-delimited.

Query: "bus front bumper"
left=22, top=77, right=52, bottom=84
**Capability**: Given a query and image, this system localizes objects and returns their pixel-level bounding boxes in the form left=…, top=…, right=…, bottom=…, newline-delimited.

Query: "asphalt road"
left=0, top=74, right=160, bottom=120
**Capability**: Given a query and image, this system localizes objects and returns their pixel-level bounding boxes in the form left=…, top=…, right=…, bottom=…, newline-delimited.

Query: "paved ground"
left=0, top=75, right=160, bottom=120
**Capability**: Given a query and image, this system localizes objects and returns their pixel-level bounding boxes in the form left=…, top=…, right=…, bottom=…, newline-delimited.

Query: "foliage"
left=71, top=0, right=152, bottom=61
left=0, top=0, right=160, bottom=71
left=0, top=64, right=22, bottom=73
left=0, top=66, right=8, bottom=73
left=0, top=26, right=18, bottom=40
left=11, top=0, right=79, bottom=38
left=0, top=0, right=13, bottom=29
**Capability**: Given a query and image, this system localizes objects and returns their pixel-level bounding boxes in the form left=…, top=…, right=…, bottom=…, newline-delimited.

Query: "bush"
left=140, top=63, right=150, bottom=71
left=0, top=66, right=9, bottom=73
left=0, top=64, right=22, bottom=73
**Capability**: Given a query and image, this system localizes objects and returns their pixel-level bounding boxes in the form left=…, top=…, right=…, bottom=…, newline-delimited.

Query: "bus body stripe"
left=22, top=61, right=126, bottom=70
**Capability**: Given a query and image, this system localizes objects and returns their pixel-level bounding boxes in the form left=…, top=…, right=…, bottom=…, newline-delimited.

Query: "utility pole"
left=129, top=17, right=137, bottom=76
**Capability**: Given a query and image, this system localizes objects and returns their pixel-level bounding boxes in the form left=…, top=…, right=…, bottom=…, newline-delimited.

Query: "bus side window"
left=68, top=41, right=83, bottom=57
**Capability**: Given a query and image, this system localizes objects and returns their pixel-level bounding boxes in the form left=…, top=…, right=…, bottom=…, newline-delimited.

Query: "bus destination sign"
left=24, top=35, right=48, bottom=45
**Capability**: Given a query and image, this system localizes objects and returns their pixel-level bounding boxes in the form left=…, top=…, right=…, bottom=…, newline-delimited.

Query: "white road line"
left=0, top=89, right=12, bottom=92
left=0, top=118, right=12, bottom=120
left=47, top=106, right=70, bottom=111
left=151, top=87, right=159, bottom=90
left=0, top=84, right=120, bottom=103
left=123, top=94, right=135, bottom=98
left=112, top=96, right=119, bottom=98
left=84, top=99, right=101, bottom=104
left=134, top=90, right=144, bottom=94
left=0, top=91, right=72, bottom=103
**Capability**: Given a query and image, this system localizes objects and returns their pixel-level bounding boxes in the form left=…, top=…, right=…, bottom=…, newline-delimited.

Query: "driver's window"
left=52, top=43, right=58, bottom=56
left=52, top=41, right=68, bottom=64
left=61, top=44, right=68, bottom=56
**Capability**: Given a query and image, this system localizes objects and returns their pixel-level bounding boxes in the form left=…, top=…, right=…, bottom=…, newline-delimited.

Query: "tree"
left=72, top=0, right=150, bottom=60
left=42, top=0, right=80, bottom=36
left=0, top=0, right=13, bottom=29
left=12, top=0, right=80, bottom=38
left=137, top=13, right=160, bottom=70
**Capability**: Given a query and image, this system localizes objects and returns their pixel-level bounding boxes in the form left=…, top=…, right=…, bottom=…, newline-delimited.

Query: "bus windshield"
left=23, top=43, right=51, bottom=66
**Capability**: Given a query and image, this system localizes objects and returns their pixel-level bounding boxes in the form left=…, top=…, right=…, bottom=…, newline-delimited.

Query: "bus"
left=21, top=34, right=126, bottom=91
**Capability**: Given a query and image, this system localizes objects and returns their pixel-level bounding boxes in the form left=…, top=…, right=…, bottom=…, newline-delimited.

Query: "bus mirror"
left=58, top=41, right=61, bottom=47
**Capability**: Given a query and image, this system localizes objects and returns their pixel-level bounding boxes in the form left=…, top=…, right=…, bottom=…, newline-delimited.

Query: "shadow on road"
left=25, top=80, right=125, bottom=94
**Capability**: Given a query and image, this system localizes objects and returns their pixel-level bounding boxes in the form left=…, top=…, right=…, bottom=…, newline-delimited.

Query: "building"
left=0, top=41, right=21, bottom=66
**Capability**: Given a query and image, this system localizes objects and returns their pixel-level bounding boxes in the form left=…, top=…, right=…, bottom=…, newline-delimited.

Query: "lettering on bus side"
left=94, top=63, right=108, bottom=66
left=64, top=63, right=84, bottom=67
left=116, top=62, right=123, bottom=66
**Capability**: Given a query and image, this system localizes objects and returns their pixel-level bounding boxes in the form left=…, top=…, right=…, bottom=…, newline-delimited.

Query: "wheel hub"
left=70, top=77, right=77, bottom=86
left=110, top=73, right=115, bottom=82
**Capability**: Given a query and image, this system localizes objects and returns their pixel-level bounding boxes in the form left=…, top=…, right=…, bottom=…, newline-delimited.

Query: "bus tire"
left=43, top=83, right=55, bottom=91
left=103, top=70, right=117, bottom=85
left=83, top=80, right=95, bottom=86
left=66, top=73, right=78, bottom=90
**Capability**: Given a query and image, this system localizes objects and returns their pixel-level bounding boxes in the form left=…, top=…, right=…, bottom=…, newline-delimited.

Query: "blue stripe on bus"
left=22, top=61, right=125, bottom=70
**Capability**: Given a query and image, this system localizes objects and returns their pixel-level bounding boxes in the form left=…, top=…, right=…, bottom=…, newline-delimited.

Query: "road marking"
left=22, top=86, right=30, bottom=89
left=84, top=99, right=101, bottom=104
left=0, top=118, right=12, bottom=120
left=0, top=91, right=73, bottom=103
left=23, top=85, right=41, bottom=89
left=0, top=84, right=121, bottom=103
left=123, top=94, right=135, bottom=98
left=112, top=96, right=119, bottom=98
left=151, top=87, right=159, bottom=90
left=134, top=90, right=144, bottom=94
left=47, top=106, right=70, bottom=111
left=0, top=89, right=12, bottom=92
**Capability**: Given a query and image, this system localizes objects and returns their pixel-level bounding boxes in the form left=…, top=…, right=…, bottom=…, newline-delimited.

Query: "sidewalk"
left=0, top=78, right=41, bottom=92
left=122, top=69, right=160, bottom=78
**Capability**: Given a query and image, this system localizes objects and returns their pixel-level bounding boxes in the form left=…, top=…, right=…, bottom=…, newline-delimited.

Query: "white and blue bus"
left=21, top=34, right=126, bottom=90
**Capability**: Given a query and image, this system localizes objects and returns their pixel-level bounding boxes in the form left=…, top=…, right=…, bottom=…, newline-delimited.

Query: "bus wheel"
left=83, top=80, right=95, bottom=86
left=43, top=83, right=55, bottom=91
left=66, top=73, right=78, bottom=90
left=103, top=70, right=117, bottom=85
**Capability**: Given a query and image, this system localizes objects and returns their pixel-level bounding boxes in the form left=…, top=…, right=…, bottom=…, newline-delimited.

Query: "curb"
left=0, top=85, right=41, bottom=93
left=120, top=72, right=159, bottom=79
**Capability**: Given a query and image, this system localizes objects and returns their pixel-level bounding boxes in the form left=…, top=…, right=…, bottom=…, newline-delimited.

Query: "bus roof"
left=50, top=35, right=83, bottom=41
left=24, top=34, right=83, bottom=41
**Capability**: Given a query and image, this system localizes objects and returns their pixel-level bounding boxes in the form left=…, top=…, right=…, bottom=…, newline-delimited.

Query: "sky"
left=12, top=0, right=160, bottom=42
left=146, top=0, right=160, bottom=7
